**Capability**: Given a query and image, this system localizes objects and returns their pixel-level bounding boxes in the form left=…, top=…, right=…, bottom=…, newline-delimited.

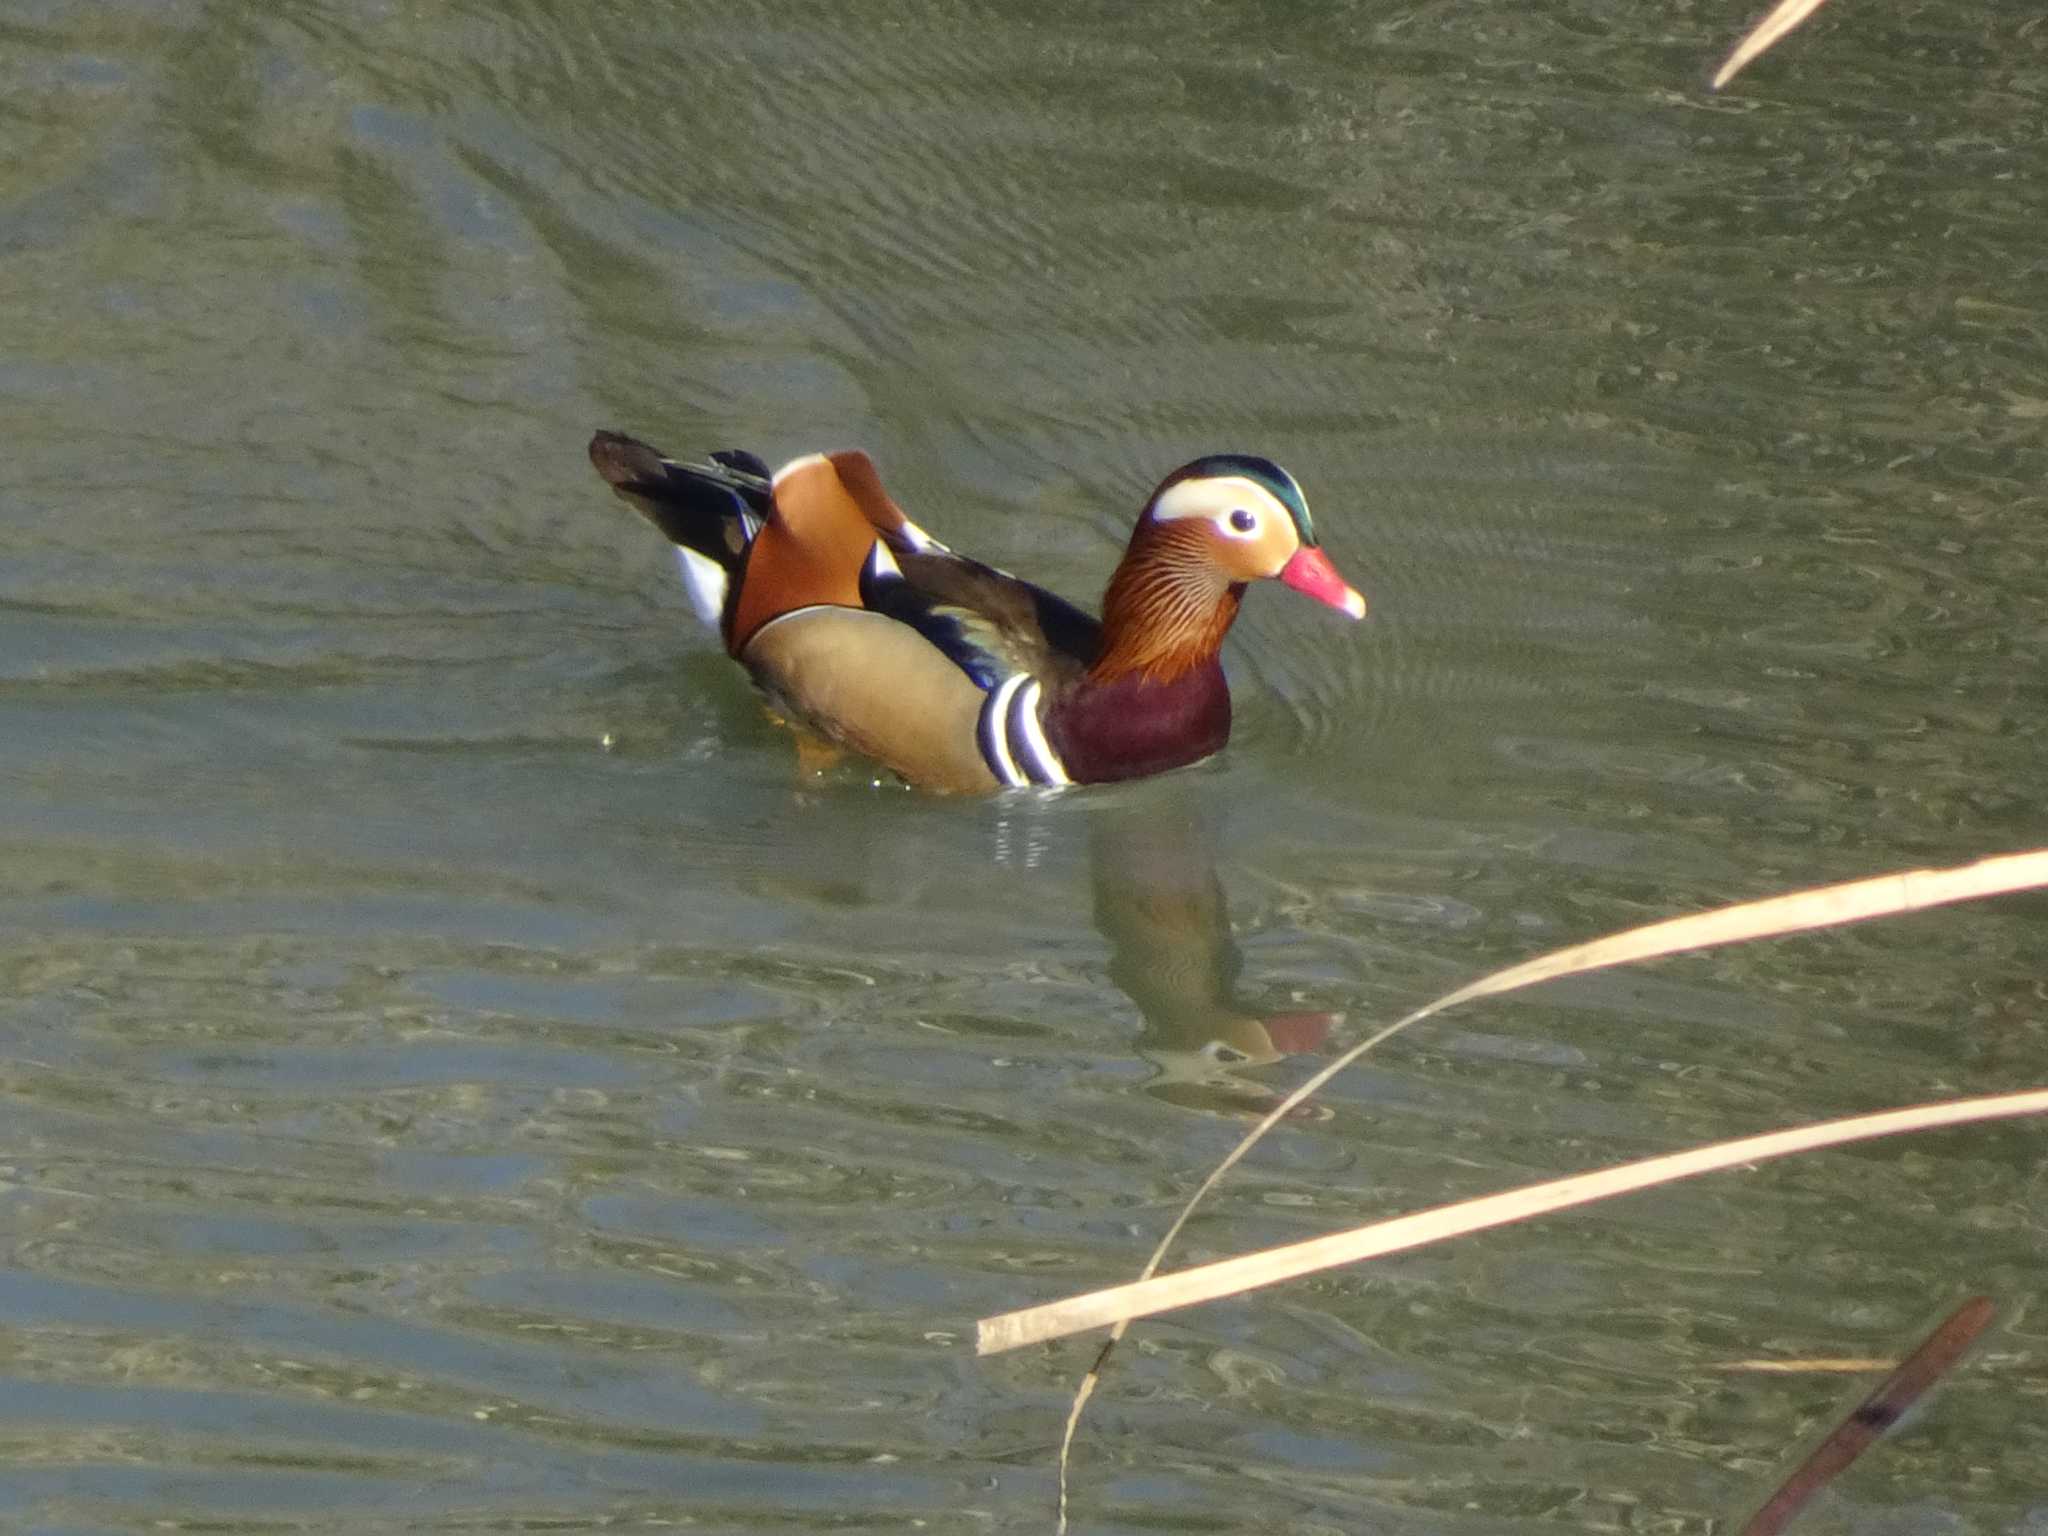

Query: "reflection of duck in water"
left=589, top=433, right=1362, bottom=791
left=1090, top=796, right=1339, bottom=1115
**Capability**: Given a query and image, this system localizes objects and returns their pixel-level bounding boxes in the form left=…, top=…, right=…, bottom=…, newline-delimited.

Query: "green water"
left=3, top=1, right=2044, bottom=1531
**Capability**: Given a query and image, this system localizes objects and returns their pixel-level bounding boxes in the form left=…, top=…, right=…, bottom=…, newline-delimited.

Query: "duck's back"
left=593, top=432, right=1111, bottom=788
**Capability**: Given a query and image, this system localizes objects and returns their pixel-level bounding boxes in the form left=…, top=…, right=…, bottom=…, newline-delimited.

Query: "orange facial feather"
left=1091, top=521, right=1244, bottom=684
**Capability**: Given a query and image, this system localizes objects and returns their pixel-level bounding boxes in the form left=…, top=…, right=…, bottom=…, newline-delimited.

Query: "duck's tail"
left=588, top=430, right=773, bottom=638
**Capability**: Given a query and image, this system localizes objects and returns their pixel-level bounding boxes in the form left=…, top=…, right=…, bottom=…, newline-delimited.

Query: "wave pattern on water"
left=3, top=0, right=2047, bottom=1530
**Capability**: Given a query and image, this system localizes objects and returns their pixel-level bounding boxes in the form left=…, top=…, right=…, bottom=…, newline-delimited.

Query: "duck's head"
left=1096, top=455, right=1366, bottom=681
left=1144, top=454, right=1367, bottom=619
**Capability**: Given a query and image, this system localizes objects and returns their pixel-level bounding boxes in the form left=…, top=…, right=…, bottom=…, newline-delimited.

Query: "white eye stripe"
left=1151, top=476, right=1292, bottom=533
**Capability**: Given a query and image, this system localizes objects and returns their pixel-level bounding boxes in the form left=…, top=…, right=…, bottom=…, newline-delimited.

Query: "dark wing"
left=589, top=432, right=772, bottom=549
left=590, top=431, right=775, bottom=644
left=859, top=547, right=1101, bottom=692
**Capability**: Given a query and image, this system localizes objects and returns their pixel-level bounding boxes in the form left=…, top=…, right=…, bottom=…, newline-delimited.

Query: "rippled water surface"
left=4, top=2, right=2046, bottom=1531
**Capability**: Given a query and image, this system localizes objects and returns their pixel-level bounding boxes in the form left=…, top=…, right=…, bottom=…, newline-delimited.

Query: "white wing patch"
left=976, top=675, right=1072, bottom=789
left=769, top=453, right=831, bottom=490
left=1010, top=680, right=1071, bottom=786
left=675, top=546, right=730, bottom=632
left=865, top=540, right=904, bottom=583
left=891, top=516, right=947, bottom=554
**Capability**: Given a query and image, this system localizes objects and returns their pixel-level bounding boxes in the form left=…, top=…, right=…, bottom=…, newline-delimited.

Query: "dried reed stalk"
left=1714, top=0, right=1833, bottom=87
left=980, top=850, right=2048, bottom=1355
left=977, top=1090, right=2042, bottom=1351
left=969, top=849, right=2048, bottom=1533
left=1740, top=1297, right=1996, bottom=1536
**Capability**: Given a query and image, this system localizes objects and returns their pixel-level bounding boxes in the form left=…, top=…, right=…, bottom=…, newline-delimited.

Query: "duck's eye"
left=1227, top=508, right=1258, bottom=534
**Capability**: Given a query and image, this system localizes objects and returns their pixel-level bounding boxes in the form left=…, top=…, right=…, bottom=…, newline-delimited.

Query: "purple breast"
left=1045, top=662, right=1232, bottom=783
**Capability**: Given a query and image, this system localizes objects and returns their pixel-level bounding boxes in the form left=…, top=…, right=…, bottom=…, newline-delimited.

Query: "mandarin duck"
left=588, top=431, right=1365, bottom=792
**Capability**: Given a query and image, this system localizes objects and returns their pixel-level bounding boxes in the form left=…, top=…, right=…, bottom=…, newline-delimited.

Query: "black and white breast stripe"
left=976, top=675, right=1072, bottom=788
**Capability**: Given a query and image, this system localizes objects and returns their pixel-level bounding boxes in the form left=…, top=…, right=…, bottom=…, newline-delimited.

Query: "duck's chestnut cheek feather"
left=1279, top=546, right=1368, bottom=620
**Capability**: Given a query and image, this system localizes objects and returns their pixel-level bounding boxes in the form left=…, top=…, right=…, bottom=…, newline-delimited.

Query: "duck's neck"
left=1042, top=529, right=1243, bottom=782
left=1089, top=525, right=1243, bottom=686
